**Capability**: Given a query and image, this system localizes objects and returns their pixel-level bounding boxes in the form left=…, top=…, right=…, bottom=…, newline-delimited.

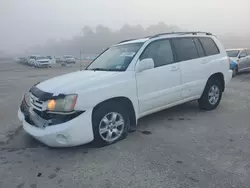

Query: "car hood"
left=36, top=70, right=121, bottom=94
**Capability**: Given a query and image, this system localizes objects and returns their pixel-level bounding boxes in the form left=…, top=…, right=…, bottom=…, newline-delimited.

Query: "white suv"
left=18, top=32, right=232, bottom=147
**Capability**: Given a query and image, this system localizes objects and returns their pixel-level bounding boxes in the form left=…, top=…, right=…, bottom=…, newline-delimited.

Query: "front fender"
left=74, top=76, right=139, bottom=120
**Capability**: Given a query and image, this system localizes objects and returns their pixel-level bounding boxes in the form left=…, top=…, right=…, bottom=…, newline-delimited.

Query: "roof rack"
left=118, top=39, right=137, bottom=44
left=150, top=31, right=213, bottom=39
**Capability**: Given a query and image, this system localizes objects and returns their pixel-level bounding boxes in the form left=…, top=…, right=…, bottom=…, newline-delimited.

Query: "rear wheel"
left=198, top=79, right=222, bottom=110
left=92, top=102, right=129, bottom=147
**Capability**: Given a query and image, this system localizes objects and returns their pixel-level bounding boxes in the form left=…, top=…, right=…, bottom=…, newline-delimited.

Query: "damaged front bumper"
left=18, top=97, right=94, bottom=147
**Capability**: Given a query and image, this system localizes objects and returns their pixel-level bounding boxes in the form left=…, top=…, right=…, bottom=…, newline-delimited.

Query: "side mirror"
left=136, top=58, right=154, bottom=73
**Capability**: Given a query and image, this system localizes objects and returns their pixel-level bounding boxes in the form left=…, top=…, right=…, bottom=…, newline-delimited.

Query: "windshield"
left=64, top=55, right=73, bottom=58
left=87, top=43, right=143, bottom=71
left=36, top=56, right=47, bottom=60
left=226, top=50, right=240, bottom=57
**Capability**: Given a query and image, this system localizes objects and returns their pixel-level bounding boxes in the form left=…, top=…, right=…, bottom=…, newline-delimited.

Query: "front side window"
left=199, top=37, right=220, bottom=56
left=172, top=38, right=199, bottom=61
left=140, top=39, right=174, bottom=68
left=87, top=43, right=143, bottom=71
left=226, top=50, right=240, bottom=57
left=239, top=50, right=247, bottom=57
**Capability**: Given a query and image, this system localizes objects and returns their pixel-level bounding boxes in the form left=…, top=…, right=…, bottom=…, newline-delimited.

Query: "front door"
left=135, top=39, right=181, bottom=115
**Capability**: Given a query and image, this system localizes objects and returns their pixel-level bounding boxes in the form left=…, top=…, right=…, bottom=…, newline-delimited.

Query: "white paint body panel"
left=136, top=63, right=181, bottom=116
left=18, top=34, right=232, bottom=147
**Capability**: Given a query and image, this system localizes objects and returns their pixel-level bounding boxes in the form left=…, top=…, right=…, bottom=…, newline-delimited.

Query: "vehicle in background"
left=46, top=56, right=56, bottom=64
left=28, top=55, right=52, bottom=68
left=16, top=57, right=28, bottom=64
left=56, top=57, right=64, bottom=63
left=63, top=55, right=76, bottom=64
left=28, top=56, right=37, bottom=66
left=18, top=32, right=232, bottom=147
left=226, top=48, right=250, bottom=75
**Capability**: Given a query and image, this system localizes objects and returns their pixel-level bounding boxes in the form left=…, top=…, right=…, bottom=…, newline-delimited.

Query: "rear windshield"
left=226, top=50, right=240, bottom=57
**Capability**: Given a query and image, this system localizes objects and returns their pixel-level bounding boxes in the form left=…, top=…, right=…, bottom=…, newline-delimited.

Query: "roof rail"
left=150, top=31, right=213, bottom=39
left=118, top=39, right=136, bottom=44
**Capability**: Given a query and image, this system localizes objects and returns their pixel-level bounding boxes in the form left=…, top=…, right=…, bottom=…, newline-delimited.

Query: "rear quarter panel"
left=201, top=36, right=230, bottom=90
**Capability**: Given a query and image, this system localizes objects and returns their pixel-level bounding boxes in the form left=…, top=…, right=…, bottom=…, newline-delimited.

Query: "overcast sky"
left=0, top=0, right=250, bottom=53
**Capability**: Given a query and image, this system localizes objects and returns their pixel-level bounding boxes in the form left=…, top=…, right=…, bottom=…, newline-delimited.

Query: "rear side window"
left=172, top=38, right=199, bottom=61
left=193, top=38, right=205, bottom=57
left=199, top=37, right=220, bottom=56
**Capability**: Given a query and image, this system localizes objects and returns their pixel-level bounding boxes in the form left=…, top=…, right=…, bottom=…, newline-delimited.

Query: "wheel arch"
left=92, top=96, right=137, bottom=130
left=207, top=72, right=225, bottom=92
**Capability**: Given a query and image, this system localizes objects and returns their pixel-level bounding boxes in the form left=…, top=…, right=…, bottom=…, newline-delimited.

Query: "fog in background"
left=0, top=0, right=250, bottom=57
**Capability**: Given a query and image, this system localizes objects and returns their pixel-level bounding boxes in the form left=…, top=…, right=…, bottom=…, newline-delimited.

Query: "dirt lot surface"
left=0, top=61, right=250, bottom=188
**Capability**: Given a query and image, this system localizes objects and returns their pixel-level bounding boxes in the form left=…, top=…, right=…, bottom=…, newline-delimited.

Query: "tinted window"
left=172, top=38, right=199, bottom=61
left=199, top=37, right=220, bottom=56
left=226, top=50, right=240, bottom=57
left=240, top=50, right=247, bottom=57
left=30, top=56, right=36, bottom=59
left=140, top=39, right=174, bottom=68
left=193, top=38, right=205, bottom=57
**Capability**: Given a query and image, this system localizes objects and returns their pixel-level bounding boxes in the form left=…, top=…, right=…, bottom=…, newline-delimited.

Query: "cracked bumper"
left=18, top=108, right=94, bottom=147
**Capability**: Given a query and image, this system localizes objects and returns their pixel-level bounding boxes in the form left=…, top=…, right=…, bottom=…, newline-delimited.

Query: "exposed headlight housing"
left=24, top=92, right=30, bottom=106
left=47, top=94, right=78, bottom=113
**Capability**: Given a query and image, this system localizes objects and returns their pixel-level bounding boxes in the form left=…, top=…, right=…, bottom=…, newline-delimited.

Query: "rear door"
left=172, top=37, right=207, bottom=99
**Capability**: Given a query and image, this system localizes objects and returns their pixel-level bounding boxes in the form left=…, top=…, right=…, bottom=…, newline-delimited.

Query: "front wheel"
left=92, top=102, right=129, bottom=147
left=198, top=79, right=222, bottom=110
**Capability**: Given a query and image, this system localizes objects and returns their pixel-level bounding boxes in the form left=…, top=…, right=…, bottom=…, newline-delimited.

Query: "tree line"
left=28, top=22, right=250, bottom=57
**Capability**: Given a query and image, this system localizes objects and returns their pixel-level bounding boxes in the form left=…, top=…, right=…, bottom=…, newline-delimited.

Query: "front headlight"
left=47, top=94, right=78, bottom=112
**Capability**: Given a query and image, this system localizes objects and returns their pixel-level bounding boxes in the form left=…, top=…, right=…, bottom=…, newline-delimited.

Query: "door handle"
left=201, top=60, right=208, bottom=64
left=171, top=65, right=179, bottom=71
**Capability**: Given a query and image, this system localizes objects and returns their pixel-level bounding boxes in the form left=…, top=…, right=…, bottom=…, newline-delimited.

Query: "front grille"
left=30, top=93, right=45, bottom=111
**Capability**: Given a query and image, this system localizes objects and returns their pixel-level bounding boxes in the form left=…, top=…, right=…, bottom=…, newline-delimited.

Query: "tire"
left=232, top=66, right=238, bottom=77
left=92, top=101, right=129, bottom=147
left=198, top=79, right=222, bottom=110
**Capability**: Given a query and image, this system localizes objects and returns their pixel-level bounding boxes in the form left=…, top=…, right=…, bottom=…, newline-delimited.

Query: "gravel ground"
left=0, top=61, right=250, bottom=188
